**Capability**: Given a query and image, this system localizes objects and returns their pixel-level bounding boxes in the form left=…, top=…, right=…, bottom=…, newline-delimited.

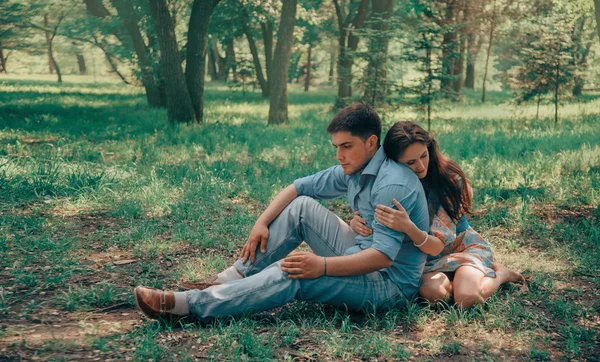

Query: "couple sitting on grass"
left=135, top=103, right=524, bottom=322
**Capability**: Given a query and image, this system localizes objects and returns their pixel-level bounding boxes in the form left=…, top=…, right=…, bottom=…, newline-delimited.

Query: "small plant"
left=30, top=159, right=61, bottom=197
left=441, top=340, right=462, bottom=355
left=66, top=168, right=113, bottom=193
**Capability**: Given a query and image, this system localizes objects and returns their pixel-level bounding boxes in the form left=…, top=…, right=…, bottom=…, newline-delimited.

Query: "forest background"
left=1, top=0, right=599, bottom=360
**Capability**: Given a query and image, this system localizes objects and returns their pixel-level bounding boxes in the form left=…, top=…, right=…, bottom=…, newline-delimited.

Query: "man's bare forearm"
left=325, top=248, right=393, bottom=276
left=256, top=184, right=298, bottom=226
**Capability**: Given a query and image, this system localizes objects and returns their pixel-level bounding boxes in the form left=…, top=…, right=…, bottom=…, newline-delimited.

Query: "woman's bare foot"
left=491, top=262, right=525, bottom=284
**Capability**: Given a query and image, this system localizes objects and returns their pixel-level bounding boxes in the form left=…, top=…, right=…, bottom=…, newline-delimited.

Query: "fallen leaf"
left=113, top=260, right=137, bottom=266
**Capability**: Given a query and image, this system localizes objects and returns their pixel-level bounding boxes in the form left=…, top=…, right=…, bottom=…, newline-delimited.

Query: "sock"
left=214, top=266, right=244, bottom=284
left=172, top=292, right=189, bottom=315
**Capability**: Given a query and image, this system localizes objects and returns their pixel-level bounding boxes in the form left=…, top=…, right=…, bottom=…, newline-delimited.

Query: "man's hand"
left=349, top=210, right=373, bottom=236
left=240, top=222, right=269, bottom=263
left=281, top=252, right=325, bottom=279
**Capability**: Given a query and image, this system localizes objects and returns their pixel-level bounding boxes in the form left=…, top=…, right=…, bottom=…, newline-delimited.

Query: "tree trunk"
left=452, top=8, right=467, bottom=94
left=464, top=6, right=476, bottom=89
left=572, top=79, right=584, bottom=97
left=425, top=34, right=433, bottom=132
left=363, top=0, right=395, bottom=106
left=149, top=0, right=196, bottom=124
left=111, top=0, right=163, bottom=107
left=186, top=0, right=220, bottom=123
left=243, top=21, right=269, bottom=97
left=268, top=0, right=298, bottom=124
left=208, top=39, right=225, bottom=80
left=44, top=14, right=55, bottom=74
left=226, top=41, right=236, bottom=80
left=594, top=0, right=600, bottom=42
left=440, top=1, right=458, bottom=97
left=48, top=42, right=62, bottom=83
left=71, top=42, right=87, bottom=74
left=554, top=59, right=559, bottom=125
left=92, top=36, right=130, bottom=84
left=333, top=0, right=370, bottom=107
left=329, top=38, right=336, bottom=82
left=76, top=55, right=87, bottom=74
left=481, top=0, right=496, bottom=103
left=207, top=38, right=218, bottom=80
left=261, top=21, right=274, bottom=86
left=0, top=44, right=7, bottom=73
left=304, top=43, right=312, bottom=91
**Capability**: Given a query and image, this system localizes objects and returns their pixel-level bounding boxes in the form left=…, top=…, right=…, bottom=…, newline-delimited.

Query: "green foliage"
left=1, top=79, right=599, bottom=360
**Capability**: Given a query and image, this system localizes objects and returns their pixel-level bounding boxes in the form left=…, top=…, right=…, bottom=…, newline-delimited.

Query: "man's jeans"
left=186, top=196, right=406, bottom=322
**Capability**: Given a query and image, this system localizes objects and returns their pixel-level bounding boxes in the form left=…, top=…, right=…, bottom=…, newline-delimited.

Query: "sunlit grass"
left=0, top=76, right=598, bottom=361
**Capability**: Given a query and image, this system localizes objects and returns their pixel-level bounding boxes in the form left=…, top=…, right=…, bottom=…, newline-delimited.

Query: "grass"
left=0, top=76, right=599, bottom=361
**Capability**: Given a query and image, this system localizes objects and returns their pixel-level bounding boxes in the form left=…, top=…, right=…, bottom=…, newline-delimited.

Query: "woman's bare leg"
left=453, top=263, right=525, bottom=308
left=452, top=266, right=486, bottom=308
left=419, top=272, right=453, bottom=303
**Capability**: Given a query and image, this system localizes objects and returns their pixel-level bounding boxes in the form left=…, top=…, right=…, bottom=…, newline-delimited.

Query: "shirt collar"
left=361, top=147, right=386, bottom=177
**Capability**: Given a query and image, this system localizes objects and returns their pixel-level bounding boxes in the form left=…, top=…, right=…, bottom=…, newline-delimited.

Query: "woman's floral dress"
left=423, top=191, right=496, bottom=278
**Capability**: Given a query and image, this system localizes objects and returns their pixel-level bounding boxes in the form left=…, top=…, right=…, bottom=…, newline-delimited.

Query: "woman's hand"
left=281, top=252, right=325, bottom=279
left=349, top=210, right=373, bottom=237
left=375, top=199, right=416, bottom=233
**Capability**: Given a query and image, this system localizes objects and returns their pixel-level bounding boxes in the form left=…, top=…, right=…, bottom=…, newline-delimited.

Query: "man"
left=135, top=103, right=430, bottom=322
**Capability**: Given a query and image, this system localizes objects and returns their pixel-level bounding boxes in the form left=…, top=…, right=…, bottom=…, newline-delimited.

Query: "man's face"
left=331, top=131, right=378, bottom=175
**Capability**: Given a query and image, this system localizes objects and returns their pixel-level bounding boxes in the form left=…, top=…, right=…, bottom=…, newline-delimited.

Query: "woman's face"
left=397, top=142, right=429, bottom=179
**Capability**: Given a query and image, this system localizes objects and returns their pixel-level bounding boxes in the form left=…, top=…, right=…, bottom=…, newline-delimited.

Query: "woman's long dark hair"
left=383, top=121, right=472, bottom=221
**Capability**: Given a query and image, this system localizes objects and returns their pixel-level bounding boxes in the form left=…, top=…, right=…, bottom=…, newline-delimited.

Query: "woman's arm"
left=374, top=199, right=445, bottom=256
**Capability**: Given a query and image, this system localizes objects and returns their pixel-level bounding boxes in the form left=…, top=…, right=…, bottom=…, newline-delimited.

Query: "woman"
left=350, top=121, right=524, bottom=308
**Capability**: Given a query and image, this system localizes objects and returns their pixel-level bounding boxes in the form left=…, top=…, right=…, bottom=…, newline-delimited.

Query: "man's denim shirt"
left=293, top=147, right=430, bottom=299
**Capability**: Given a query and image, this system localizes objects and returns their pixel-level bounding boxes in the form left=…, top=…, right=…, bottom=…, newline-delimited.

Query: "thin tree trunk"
left=149, top=0, right=196, bottom=124
left=482, top=0, right=496, bottom=103
left=453, top=15, right=466, bottom=94
left=261, top=21, right=274, bottom=86
left=333, top=0, right=370, bottom=107
left=329, top=38, right=336, bottom=82
left=226, top=41, right=236, bottom=80
left=186, top=0, right=221, bottom=123
left=71, top=42, right=87, bottom=74
left=554, top=59, right=559, bottom=125
left=594, top=0, right=600, bottom=42
left=440, top=0, right=458, bottom=98
left=92, top=36, right=130, bottom=84
left=49, top=43, right=61, bottom=82
left=464, top=5, right=476, bottom=89
left=425, top=34, right=433, bottom=132
left=304, top=43, right=312, bottom=92
left=76, top=55, right=87, bottom=74
left=536, top=93, right=541, bottom=119
left=44, top=14, right=55, bottom=74
left=0, top=44, right=7, bottom=73
left=111, top=0, right=163, bottom=107
left=243, top=21, right=269, bottom=97
left=268, top=0, right=298, bottom=124
left=363, top=0, right=395, bottom=105
left=208, top=38, right=218, bottom=80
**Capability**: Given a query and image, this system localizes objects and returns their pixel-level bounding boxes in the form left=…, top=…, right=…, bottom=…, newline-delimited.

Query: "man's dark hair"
left=326, top=103, right=382, bottom=144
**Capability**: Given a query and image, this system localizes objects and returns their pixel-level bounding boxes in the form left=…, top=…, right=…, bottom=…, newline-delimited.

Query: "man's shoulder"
left=374, top=158, right=421, bottom=188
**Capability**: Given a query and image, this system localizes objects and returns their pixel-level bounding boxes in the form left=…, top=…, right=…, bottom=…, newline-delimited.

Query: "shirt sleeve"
left=370, top=184, right=424, bottom=261
left=293, top=165, right=348, bottom=200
